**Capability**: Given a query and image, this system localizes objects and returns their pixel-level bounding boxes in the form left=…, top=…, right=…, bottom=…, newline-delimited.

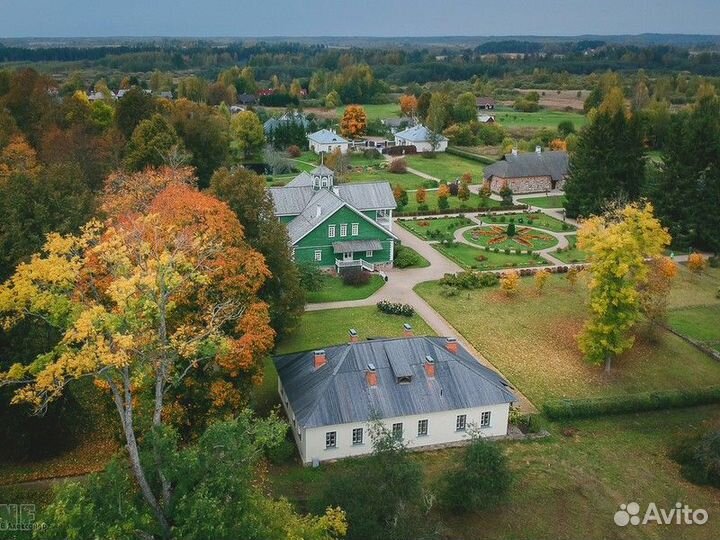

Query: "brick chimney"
left=313, top=349, right=327, bottom=369
left=403, top=323, right=413, bottom=337
left=445, top=337, right=458, bottom=354
left=349, top=328, right=358, bottom=343
left=366, top=363, right=378, bottom=387
left=424, top=355, right=435, bottom=378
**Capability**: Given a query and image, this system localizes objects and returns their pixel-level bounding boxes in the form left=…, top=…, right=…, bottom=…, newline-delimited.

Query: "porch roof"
left=332, top=240, right=383, bottom=254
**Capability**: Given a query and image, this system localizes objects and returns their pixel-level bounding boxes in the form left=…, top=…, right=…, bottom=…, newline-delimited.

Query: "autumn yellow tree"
left=399, top=94, right=418, bottom=117
left=500, top=270, right=520, bottom=295
left=0, top=181, right=274, bottom=536
left=534, top=268, right=550, bottom=292
left=340, top=105, right=368, bottom=138
left=577, top=202, right=671, bottom=371
left=639, top=256, right=678, bottom=334
left=687, top=252, right=706, bottom=274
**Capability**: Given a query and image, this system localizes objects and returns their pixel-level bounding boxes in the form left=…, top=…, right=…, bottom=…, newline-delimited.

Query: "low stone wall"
left=489, top=175, right=553, bottom=194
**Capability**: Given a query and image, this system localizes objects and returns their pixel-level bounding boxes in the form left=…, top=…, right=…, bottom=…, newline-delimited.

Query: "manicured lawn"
left=493, top=106, right=587, bottom=130
left=669, top=304, right=720, bottom=349
left=339, top=103, right=402, bottom=122
left=394, top=245, right=430, bottom=268
left=463, top=226, right=558, bottom=251
left=483, top=211, right=575, bottom=233
left=305, top=274, right=385, bottom=304
left=668, top=266, right=720, bottom=310
left=402, top=191, right=501, bottom=213
left=404, top=153, right=485, bottom=183
left=347, top=169, right=429, bottom=190
left=398, top=216, right=474, bottom=240
left=553, top=233, right=588, bottom=263
left=416, top=275, right=720, bottom=406
left=433, top=242, right=547, bottom=271
left=269, top=407, right=720, bottom=540
left=520, top=194, right=567, bottom=209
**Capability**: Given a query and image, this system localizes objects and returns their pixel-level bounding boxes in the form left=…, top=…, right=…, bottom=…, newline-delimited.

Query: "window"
left=392, top=422, right=403, bottom=439
left=314, top=250, right=322, bottom=262
left=352, top=427, right=364, bottom=445
left=480, top=411, right=491, bottom=428
left=340, top=224, right=347, bottom=237
left=325, top=431, right=337, bottom=449
left=351, top=223, right=359, bottom=236
left=366, top=250, right=373, bottom=257
left=328, top=224, right=336, bottom=238
left=418, top=419, right=428, bottom=437
left=456, top=414, right=467, bottom=432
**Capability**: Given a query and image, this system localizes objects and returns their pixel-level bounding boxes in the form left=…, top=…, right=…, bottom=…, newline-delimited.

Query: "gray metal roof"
left=274, top=336, right=516, bottom=429
left=285, top=189, right=345, bottom=244
left=308, top=129, right=349, bottom=145
left=269, top=186, right=316, bottom=215
left=332, top=239, right=382, bottom=254
left=382, top=116, right=416, bottom=128
left=336, top=182, right=396, bottom=211
left=264, top=112, right=310, bottom=134
left=394, top=124, right=448, bottom=143
left=484, top=151, right=569, bottom=181
left=311, top=164, right=334, bottom=176
left=285, top=171, right=314, bottom=188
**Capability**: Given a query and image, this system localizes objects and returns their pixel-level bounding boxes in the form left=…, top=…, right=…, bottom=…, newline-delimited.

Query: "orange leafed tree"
left=416, top=187, right=427, bottom=205
left=400, top=94, right=418, bottom=116
left=340, top=105, right=368, bottom=138
left=0, top=177, right=273, bottom=535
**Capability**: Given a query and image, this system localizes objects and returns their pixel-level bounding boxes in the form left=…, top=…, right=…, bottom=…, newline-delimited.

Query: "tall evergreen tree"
left=565, top=89, right=645, bottom=218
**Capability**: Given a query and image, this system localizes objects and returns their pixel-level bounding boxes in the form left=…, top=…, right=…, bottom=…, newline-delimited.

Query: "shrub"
left=342, top=268, right=371, bottom=286
left=363, top=148, right=382, bottom=160
left=298, top=262, right=324, bottom=292
left=394, top=246, right=421, bottom=269
left=506, top=222, right=516, bottom=236
left=417, top=204, right=429, bottom=212
left=673, top=429, right=720, bottom=488
left=708, top=255, right=719, bottom=268
left=440, top=271, right=498, bottom=290
left=440, top=437, right=512, bottom=513
left=688, top=252, right=706, bottom=274
left=543, top=386, right=720, bottom=419
left=377, top=300, right=414, bottom=317
left=500, top=270, right=520, bottom=295
left=534, top=268, right=550, bottom=291
left=389, top=157, right=407, bottom=173
left=287, top=145, right=301, bottom=158
left=440, top=284, right=460, bottom=297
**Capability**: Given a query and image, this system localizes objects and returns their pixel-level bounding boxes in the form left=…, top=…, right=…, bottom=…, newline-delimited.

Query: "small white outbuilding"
left=394, top=124, right=448, bottom=152
left=307, top=128, right=350, bottom=155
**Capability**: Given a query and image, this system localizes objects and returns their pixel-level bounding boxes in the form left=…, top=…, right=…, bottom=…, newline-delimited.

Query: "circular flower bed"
left=463, top=225, right=558, bottom=251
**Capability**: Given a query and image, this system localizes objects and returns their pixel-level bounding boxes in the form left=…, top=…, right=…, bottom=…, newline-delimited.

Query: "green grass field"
left=552, top=234, right=588, bottom=263
left=493, top=106, right=587, bottom=130
left=667, top=266, right=720, bottom=310
left=398, top=216, right=474, bottom=240
left=339, top=103, right=402, bottom=122
left=346, top=169, right=428, bottom=190
left=669, top=305, right=720, bottom=350
left=402, top=191, right=500, bottom=213
left=416, top=274, right=720, bottom=406
left=433, top=243, right=547, bottom=271
left=483, top=212, right=575, bottom=233
left=305, top=274, right=385, bottom=304
left=404, top=153, right=485, bottom=183
left=463, top=226, right=558, bottom=251
left=520, top=195, right=567, bottom=209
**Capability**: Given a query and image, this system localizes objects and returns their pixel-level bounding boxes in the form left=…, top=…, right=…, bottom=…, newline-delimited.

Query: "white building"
left=274, top=329, right=516, bottom=465
left=307, top=128, right=350, bottom=155
left=394, top=124, right=448, bottom=152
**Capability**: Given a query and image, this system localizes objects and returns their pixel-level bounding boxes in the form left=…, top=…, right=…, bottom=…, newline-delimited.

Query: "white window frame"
left=392, top=422, right=403, bottom=440
left=351, top=223, right=359, bottom=236
left=352, top=427, right=364, bottom=445
left=325, top=431, right=337, bottom=449
left=340, top=224, right=347, bottom=237
left=314, top=250, right=322, bottom=262
left=456, top=414, right=467, bottom=432
left=480, top=411, right=491, bottom=428
left=366, top=250, right=373, bottom=257
left=328, top=224, right=336, bottom=238
left=417, top=419, right=428, bottom=437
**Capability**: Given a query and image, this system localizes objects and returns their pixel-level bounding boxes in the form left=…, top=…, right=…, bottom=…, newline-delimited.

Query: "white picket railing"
left=336, top=259, right=375, bottom=272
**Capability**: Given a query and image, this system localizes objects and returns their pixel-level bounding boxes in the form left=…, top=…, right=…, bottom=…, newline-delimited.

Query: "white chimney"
left=332, top=186, right=340, bottom=196
left=511, top=148, right=518, bottom=156
left=316, top=205, right=322, bottom=218
left=536, top=145, right=542, bottom=154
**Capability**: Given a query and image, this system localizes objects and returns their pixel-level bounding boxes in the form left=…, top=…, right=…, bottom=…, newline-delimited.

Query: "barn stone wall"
left=489, top=175, right=553, bottom=194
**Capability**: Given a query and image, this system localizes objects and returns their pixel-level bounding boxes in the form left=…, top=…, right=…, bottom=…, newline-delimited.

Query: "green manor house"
left=270, top=165, right=397, bottom=271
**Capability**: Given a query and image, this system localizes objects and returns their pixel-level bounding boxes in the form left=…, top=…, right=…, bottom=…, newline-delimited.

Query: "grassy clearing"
left=667, top=266, right=720, bottom=310
left=669, top=304, right=720, bottom=350
left=269, top=406, right=720, bottom=540
left=347, top=169, right=428, bottom=189
left=305, top=274, right=385, bottom=304
left=463, top=226, right=558, bottom=251
left=433, top=243, right=547, bottom=271
left=398, top=216, right=474, bottom=240
left=483, top=211, right=575, bottom=233
left=520, top=194, right=567, bottom=209
left=553, top=234, right=588, bottom=263
left=339, top=103, right=402, bottom=122
left=493, top=106, right=587, bottom=130
left=416, top=275, right=720, bottom=406
left=405, top=153, right=485, bottom=183
left=402, top=191, right=501, bottom=213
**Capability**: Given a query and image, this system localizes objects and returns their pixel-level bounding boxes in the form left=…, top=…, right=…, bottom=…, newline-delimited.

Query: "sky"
left=0, top=0, right=718, bottom=38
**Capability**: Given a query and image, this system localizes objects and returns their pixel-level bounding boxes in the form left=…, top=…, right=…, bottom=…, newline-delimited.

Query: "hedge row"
left=446, top=146, right=496, bottom=165
left=543, top=386, right=720, bottom=420
left=397, top=204, right=527, bottom=217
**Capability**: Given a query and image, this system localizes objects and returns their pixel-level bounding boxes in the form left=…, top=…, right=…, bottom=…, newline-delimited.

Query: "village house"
left=307, top=128, right=350, bottom=154
left=483, top=147, right=569, bottom=194
left=381, top=116, right=417, bottom=134
left=394, top=124, right=448, bottom=152
left=263, top=111, right=310, bottom=135
left=274, top=328, right=516, bottom=465
left=478, top=114, right=496, bottom=123
left=476, top=97, right=496, bottom=110
left=269, top=165, right=397, bottom=271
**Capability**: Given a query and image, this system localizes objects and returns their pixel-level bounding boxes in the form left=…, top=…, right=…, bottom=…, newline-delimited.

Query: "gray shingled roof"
left=395, top=124, right=448, bottom=143
left=484, top=151, right=569, bottom=181
left=274, top=336, right=516, bottom=429
left=308, top=129, right=349, bottom=144
left=285, top=171, right=314, bottom=188
left=332, top=240, right=382, bottom=253
left=336, top=182, right=396, bottom=211
left=285, top=189, right=345, bottom=244
left=269, top=186, right=316, bottom=215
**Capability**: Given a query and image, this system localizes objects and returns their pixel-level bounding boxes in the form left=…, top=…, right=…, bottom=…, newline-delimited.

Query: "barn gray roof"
left=274, top=336, right=516, bottom=429
left=484, top=151, right=569, bottom=181
left=308, top=129, right=349, bottom=144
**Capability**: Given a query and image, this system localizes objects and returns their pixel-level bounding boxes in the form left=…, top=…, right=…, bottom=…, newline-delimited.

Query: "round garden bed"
left=463, top=225, right=558, bottom=252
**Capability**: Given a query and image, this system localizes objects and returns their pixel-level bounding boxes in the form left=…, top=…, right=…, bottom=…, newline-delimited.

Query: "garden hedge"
left=543, top=386, right=720, bottom=420
left=396, top=204, right=527, bottom=217
left=446, top=146, right=497, bottom=165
